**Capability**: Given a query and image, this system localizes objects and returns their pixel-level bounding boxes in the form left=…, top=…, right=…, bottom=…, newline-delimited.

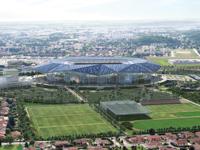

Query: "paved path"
left=193, top=48, right=200, bottom=57
left=182, top=97, right=200, bottom=107
left=64, top=86, right=86, bottom=103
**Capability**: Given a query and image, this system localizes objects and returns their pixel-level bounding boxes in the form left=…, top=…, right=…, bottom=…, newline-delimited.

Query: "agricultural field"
left=132, top=103, right=200, bottom=130
left=0, top=86, right=78, bottom=103
left=26, top=104, right=117, bottom=138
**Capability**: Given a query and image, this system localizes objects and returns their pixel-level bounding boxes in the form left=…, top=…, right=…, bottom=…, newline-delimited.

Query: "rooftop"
left=100, top=101, right=149, bottom=115
left=35, top=57, right=160, bottom=75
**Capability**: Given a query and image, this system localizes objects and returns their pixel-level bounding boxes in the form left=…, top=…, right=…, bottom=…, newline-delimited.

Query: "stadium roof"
left=100, top=101, right=149, bottom=116
left=34, top=57, right=160, bottom=75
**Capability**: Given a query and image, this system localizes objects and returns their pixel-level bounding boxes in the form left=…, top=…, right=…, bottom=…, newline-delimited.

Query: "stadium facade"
left=35, top=57, right=160, bottom=85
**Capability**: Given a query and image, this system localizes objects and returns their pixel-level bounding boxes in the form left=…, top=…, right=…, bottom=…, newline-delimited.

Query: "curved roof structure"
left=34, top=57, right=160, bottom=75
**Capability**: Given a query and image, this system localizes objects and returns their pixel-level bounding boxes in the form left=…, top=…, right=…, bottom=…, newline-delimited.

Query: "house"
left=11, top=131, right=21, bottom=139
left=94, top=138, right=112, bottom=147
left=146, top=135, right=162, bottom=142
left=171, top=139, right=188, bottom=147
left=63, top=147, right=78, bottom=150
left=54, top=140, right=71, bottom=148
left=88, top=146, right=108, bottom=150
left=195, top=131, right=200, bottom=137
left=73, top=138, right=91, bottom=147
left=180, top=131, right=195, bottom=139
left=193, top=143, right=200, bottom=150
left=145, top=141, right=162, bottom=149
left=165, top=133, right=177, bottom=141
left=127, top=136, right=145, bottom=144
left=190, top=137, right=200, bottom=144
left=159, top=146, right=176, bottom=150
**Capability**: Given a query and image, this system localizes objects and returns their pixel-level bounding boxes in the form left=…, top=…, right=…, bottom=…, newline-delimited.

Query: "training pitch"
left=26, top=104, right=116, bottom=138
left=133, top=103, right=200, bottom=130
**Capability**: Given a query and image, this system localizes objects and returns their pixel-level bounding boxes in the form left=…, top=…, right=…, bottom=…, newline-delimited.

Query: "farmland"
left=26, top=104, right=117, bottom=138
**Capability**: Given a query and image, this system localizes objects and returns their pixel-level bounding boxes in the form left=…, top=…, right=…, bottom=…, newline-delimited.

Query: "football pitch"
left=133, top=103, right=200, bottom=130
left=26, top=104, right=117, bottom=138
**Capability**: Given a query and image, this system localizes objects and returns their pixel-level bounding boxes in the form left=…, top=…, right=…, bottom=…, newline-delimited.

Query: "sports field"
left=27, top=104, right=117, bottom=138
left=133, top=103, right=200, bottom=130
left=147, top=57, right=171, bottom=66
left=172, top=49, right=199, bottom=58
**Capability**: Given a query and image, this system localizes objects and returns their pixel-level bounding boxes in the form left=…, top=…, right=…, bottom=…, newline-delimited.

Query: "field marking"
left=38, top=122, right=107, bottom=129
left=193, top=48, right=200, bottom=57
left=25, top=107, right=30, bottom=118
left=31, top=113, right=96, bottom=118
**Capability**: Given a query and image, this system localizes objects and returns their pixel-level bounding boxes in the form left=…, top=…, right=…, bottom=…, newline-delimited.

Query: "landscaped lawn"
left=26, top=104, right=117, bottom=138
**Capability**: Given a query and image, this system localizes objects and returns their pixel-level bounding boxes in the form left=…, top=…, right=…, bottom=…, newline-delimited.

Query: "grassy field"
left=147, top=57, right=171, bottom=66
left=146, top=103, right=200, bottom=119
left=27, top=104, right=117, bottom=138
left=0, top=145, right=22, bottom=150
left=134, top=117, right=200, bottom=130
left=132, top=103, right=200, bottom=130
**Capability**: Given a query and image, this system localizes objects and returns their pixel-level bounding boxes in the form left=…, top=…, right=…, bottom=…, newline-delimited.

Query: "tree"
left=4, top=135, right=13, bottom=145
left=149, top=128, right=156, bottom=135
left=24, top=142, right=29, bottom=148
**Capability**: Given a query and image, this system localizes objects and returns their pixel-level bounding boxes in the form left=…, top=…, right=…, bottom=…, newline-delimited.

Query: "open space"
left=132, top=103, right=200, bottom=130
left=26, top=104, right=117, bottom=138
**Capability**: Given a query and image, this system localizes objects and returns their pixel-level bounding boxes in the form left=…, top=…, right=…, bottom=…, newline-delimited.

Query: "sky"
left=0, top=0, right=200, bottom=22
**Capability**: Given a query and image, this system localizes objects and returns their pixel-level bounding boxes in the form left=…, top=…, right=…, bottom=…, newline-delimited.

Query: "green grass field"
left=0, top=145, right=22, bottom=150
left=134, top=117, right=200, bottom=130
left=147, top=57, right=171, bottom=66
left=27, top=104, right=117, bottom=138
left=132, top=103, right=200, bottom=130
left=146, top=103, right=200, bottom=119
left=175, top=111, right=200, bottom=117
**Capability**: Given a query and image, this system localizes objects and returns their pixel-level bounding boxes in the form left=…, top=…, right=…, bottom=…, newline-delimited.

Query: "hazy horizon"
left=1, top=0, right=200, bottom=22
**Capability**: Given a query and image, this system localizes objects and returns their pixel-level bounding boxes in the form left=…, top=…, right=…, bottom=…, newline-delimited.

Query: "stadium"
left=34, top=57, right=160, bottom=85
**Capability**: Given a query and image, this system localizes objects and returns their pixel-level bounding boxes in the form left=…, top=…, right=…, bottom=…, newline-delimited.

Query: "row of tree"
left=133, top=126, right=200, bottom=135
